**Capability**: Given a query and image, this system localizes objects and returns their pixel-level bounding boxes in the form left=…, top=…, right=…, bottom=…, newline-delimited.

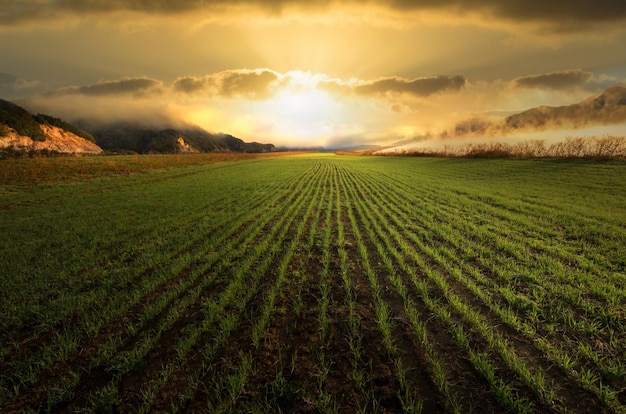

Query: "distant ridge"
left=0, top=98, right=276, bottom=156
left=452, top=86, right=626, bottom=136
left=503, top=86, right=626, bottom=132
left=77, top=121, right=276, bottom=155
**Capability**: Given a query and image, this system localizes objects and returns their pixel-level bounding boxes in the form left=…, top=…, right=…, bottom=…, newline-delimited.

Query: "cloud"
left=23, top=94, right=183, bottom=129
left=320, top=75, right=466, bottom=99
left=511, top=70, right=593, bottom=90
left=47, top=76, right=163, bottom=97
left=45, top=70, right=466, bottom=104
left=172, top=76, right=212, bottom=94
left=0, top=72, right=40, bottom=97
left=357, top=75, right=466, bottom=97
left=2, top=1, right=626, bottom=28
left=465, top=0, right=626, bottom=25
left=0, top=72, right=17, bottom=84
left=173, top=69, right=280, bottom=99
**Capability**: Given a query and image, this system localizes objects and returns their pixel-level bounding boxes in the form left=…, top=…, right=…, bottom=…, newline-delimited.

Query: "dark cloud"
left=388, top=0, right=626, bottom=25
left=171, top=76, right=212, bottom=94
left=220, top=70, right=279, bottom=98
left=2, top=1, right=626, bottom=27
left=512, top=70, right=593, bottom=90
left=320, top=75, right=466, bottom=98
left=47, top=77, right=163, bottom=97
left=356, top=75, right=466, bottom=97
left=173, top=69, right=279, bottom=99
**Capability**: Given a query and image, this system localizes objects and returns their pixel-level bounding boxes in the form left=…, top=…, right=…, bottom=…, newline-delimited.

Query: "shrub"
left=0, top=146, right=28, bottom=159
left=590, top=135, right=626, bottom=159
left=379, top=136, right=626, bottom=160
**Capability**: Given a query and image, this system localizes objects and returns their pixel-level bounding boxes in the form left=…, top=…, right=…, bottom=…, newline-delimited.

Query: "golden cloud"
left=511, top=70, right=593, bottom=90
left=45, top=76, right=163, bottom=97
left=173, top=69, right=280, bottom=99
left=319, top=75, right=466, bottom=98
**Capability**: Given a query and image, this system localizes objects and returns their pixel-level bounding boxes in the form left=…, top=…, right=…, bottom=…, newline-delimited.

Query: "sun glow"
left=180, top=70, right=358, bottom=147
left=271, top=87, right=333, bottom=123
left=257, top=70, right=344, bottom=141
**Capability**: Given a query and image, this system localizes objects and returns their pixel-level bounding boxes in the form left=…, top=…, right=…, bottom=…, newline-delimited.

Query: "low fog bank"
left=380, top=86, right=626, bottom=157
left=377, top=126, right=626, bottom=159
left=384, top=125, right=626, bottom=153
left=18, top=95, right=190, bottom=132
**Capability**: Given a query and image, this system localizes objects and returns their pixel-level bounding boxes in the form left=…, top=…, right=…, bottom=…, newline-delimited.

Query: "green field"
left=1, top=154, right=625, bottom=413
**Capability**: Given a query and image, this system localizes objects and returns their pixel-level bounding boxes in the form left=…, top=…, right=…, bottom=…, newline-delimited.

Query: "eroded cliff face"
left=0, top=124, right=103, bottom=154
left=176, top=136, right=199, bottom=154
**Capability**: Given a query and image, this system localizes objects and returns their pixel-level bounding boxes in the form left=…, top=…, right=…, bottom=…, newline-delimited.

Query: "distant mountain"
left=452, top=86, right=626, bottom=137
left=503, top=86, right=626, bottom=132
left=1, top=98, right=275, bottom=156
left=0, top=99, right=102, bottom=155
left=77, top=121, right=276, bottom=154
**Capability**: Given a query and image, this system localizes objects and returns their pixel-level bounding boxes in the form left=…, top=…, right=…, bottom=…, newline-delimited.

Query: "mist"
left=383, top=124, right=626, bottom=156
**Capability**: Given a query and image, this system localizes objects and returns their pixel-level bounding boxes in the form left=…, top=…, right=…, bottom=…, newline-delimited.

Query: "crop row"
left=1, top=154, right=624, bottom=413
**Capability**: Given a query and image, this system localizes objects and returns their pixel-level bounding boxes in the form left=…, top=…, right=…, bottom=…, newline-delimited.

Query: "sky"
left=1, top=0, right=626, bottom=148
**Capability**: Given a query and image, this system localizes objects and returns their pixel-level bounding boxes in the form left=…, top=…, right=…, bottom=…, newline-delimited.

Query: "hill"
left=0, top=98, right=275, bottom=156
left=452, top=86, right=626, bottom=137
left=0, top=99, right=102, bottom=156
left=78, top=121, right=276, bottom=154
left=503, top=86, right=626, bottom=132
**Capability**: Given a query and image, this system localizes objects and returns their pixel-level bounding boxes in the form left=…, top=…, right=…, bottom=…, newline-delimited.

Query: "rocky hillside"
left=0, top=99, right=102, bottom=155
left=1, top=125, right=103, bottom=155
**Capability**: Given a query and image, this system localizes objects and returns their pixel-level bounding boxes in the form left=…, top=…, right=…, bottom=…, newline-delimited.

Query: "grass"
left=1, top=153, right=625, bottom=413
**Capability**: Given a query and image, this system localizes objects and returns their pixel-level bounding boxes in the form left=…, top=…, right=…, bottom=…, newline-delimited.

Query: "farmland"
left=1, top=154, right=625, bottom=413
